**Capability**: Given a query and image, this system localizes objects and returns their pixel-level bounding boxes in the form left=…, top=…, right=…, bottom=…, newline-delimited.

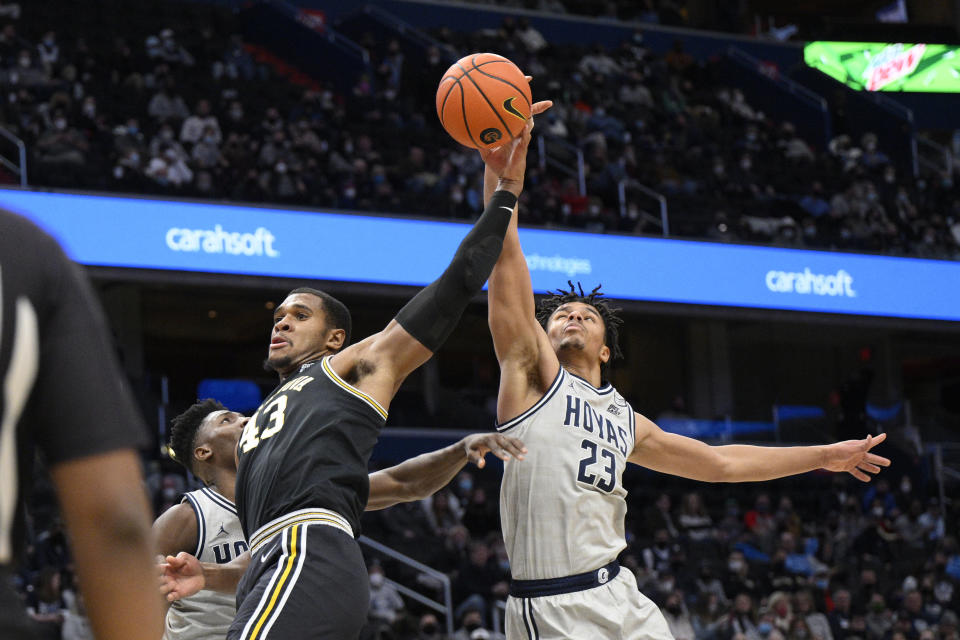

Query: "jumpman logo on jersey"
left=212, top=522, right=229, bottom=539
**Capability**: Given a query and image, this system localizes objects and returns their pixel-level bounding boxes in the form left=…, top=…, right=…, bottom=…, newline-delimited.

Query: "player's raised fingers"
left=531, top=100, right=553, bottom=116
left=865, top=453, right=891, bottom=467
left=850, top=468, right=871, bottom=482
left=858, top=462, right=882, bottom=474
left=867, top=432, right=887, bottom=447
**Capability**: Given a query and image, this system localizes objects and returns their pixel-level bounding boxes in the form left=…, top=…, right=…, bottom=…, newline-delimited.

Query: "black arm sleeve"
left=395, top=189, right=518, bottom=352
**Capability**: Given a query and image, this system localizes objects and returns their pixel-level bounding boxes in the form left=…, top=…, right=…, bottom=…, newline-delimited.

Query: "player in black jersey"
left=155, top=400, right=524, bottom=640
left=0, top=210, right=164, bottom=640
left=165, top=112, right=546, bottom=640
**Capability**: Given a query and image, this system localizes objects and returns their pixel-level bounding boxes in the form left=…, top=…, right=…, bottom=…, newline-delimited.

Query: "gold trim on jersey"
left=249, top=507, right=353, bottom=552
left=244, top=524, right=302, bottom=640
left=320, top=356, right=388, bottom=420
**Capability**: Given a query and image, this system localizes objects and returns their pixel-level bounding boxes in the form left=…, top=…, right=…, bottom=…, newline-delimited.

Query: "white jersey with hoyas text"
left=499, top=367, right=635, bottom=580
left=163, top=487, right=248, bottom=640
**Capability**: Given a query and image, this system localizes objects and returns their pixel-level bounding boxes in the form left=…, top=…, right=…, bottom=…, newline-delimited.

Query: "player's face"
left=546, top=302, right=610, bottom=368
left=198, top=410, right=247, bottom=471
left=266, top=293, right=331, bottom=376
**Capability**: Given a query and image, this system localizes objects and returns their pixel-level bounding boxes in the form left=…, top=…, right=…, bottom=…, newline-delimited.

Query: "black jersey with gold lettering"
left=235, top=356, right=387, bottom=539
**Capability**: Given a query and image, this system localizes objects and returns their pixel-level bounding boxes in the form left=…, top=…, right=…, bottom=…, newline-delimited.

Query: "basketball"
left=436, top=53, right=532, bottom=149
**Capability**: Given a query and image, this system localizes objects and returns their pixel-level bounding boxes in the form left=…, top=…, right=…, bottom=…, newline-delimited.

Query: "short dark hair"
left=169, top=398, right=226, bottom=474
left=535, top=281, right=624, bottom=380
left=288, top=287, right=351, bottom=349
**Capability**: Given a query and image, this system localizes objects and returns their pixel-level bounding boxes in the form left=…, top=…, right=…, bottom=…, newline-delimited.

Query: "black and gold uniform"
left=228, top=188, right=522, bottom=639
left=230, top=356, right=387, bottom=640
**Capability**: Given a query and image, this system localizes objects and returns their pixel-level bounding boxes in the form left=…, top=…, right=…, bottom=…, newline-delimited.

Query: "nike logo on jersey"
left=500, top=206, right=514, bottom=212
left=259, top=543, right=279, bottom=563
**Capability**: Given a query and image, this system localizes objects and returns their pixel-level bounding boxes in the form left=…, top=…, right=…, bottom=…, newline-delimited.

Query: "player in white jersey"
left=154, top=398, right=527, bottom=638
left=162, top=486, right=246, bottom=640
left=479, top=135, right=891, bottom=639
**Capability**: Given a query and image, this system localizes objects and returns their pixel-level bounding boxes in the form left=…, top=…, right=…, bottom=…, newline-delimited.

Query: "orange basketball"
left=436, top=53, right=532, bottom=149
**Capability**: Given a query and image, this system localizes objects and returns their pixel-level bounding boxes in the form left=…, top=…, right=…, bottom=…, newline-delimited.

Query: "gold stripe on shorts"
left=248, top=524, right=300, bottom=640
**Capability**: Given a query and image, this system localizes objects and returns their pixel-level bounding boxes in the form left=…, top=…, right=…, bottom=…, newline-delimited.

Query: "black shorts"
left=228, top=522, right=369, bottom=640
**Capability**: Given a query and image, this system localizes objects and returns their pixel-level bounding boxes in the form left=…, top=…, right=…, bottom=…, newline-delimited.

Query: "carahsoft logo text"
left=166, top=225, right=279, bottom=257
left=765, top=268, right=856, bottom=297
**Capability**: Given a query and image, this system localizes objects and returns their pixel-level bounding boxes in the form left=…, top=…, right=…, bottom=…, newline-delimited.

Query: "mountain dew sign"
left=804, top=41, right=960, bottom=93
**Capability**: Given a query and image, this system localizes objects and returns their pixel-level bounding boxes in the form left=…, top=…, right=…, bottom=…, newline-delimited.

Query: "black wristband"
left=488, top=189, right=519, bottom=212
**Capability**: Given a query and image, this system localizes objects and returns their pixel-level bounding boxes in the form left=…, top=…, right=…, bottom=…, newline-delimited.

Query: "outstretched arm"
left=366, top=432, right=527, bottom=510
left=484, top=96, right=559, bottom=423
left=629, top=413, right=890, bottom=483
left=332, top=120, right=535, bottom=409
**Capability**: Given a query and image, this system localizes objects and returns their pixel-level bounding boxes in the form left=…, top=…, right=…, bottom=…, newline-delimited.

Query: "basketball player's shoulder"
left=0, top=209, right=63, bottom=257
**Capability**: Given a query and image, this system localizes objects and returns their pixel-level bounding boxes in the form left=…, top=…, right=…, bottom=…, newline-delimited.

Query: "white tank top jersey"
left=499, top=367, right=636, bottom=581
left=163, top=488, right=249, bottom=640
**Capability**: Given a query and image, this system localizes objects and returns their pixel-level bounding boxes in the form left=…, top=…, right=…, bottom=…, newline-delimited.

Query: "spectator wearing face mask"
left=36, top=31, right=59, bottom=70
left=367, top=563, right=404, bottom=632
left=180, top=99, right=221, bottom=145
left=864, top=593, right=892, bottom=639
left=157, top=28, right=194, bottom=66
left=35, top=114, right=88, bottom=168
left=452, top=605, right=503, bottom=640
left=417, top=613, right=447, bottom=640
left=642, top=529, right=680, bottom=577
left=8, top=47, right=47, bottom=85
left=724, top=550, right=761, bottom=599
left=148, top=124, right=187, bottom=161
left=147, top=79, right=190, bottom=122
left=191, top=125, right=225, bottom=170
left=722, top=593, right=761, bottom=640
left=663, top=589, right=696, bottom=640
left=918, top=499, right=945, bottom=542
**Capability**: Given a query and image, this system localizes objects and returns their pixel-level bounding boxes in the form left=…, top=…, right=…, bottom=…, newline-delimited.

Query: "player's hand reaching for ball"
left=461, top=432, right=528, bottom=468
left=159, top=552, right=205, bottom=602
left=821, top=432, right=891, bottom=482
left=480, top=78, right=553, bottom=197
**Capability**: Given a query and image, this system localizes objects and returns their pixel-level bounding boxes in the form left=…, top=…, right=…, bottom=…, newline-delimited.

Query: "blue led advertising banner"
left=2, top=189, right=959, bottom=322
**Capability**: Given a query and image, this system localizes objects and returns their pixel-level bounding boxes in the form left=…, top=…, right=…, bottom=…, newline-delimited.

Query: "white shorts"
left=505, top=569, right=673, bottom=640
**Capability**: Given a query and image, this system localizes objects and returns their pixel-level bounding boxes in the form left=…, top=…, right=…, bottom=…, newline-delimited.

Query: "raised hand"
left=479, top=75, right=553, bottom=193
left=821, top=432, right=891, bottom=482
left=159, top=551, right=205, bottom=602
left=461, top=433, right=527, bottom=469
